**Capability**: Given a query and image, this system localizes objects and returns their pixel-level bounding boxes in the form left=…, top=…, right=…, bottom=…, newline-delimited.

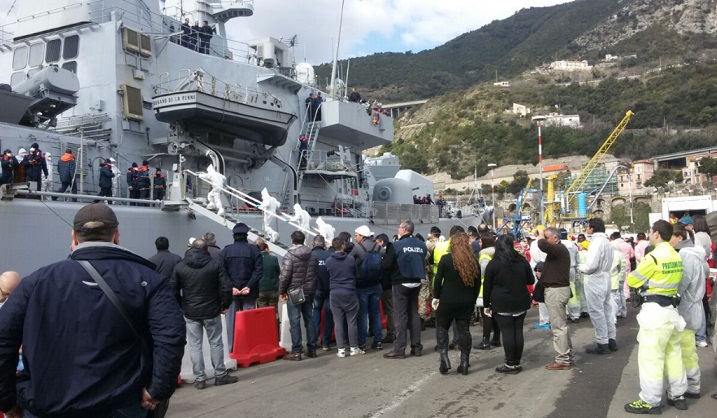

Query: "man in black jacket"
left=148, top=236, right=183, bottom=279
left=54, top=148, right=77, bottom=202
left=0, top=203, right=185, bottom=417
left=311, top=235, right=333, bottom=351
left=97, top=159, right=114, bottom=203
left=170, top=239, right=236, bottom=390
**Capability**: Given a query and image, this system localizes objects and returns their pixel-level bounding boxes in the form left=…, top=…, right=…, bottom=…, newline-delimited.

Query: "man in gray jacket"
left=578, top=218, right=616, bottom=354
left=279, top=231, right=319, bottom=361
left=671, top=223, right=708, bottom=400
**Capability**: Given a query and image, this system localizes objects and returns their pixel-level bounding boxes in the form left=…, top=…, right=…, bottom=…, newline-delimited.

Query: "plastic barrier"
left=380, top=301, right=387, bottom=329
left=230, top=307, right=286, bottom=367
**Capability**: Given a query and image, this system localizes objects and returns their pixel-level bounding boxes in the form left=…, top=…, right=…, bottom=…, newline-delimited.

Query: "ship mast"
left=329, top=0, right=345, bottom=99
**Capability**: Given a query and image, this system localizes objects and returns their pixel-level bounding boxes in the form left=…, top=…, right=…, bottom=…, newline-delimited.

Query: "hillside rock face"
left=575, top=0, right=717, bottom=49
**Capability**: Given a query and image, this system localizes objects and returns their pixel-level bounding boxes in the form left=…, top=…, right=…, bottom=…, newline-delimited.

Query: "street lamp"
left=488, top=163, right=497, bottom=231
left=532, top=116, right=547, bottom=225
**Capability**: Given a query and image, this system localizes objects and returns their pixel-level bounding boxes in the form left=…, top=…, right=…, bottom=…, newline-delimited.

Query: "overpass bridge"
left=382, top=99, right=429, bottom=118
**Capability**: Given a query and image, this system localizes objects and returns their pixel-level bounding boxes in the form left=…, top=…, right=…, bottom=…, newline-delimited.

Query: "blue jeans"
left=313, top=291, right=333, bottom=347
left=286, top=298, right=316, bottom=353
left=25, top=404, right=146, bottom=418
left=186, top=316, right=227, bottom=381
left=357, top=284, right=383, bottom=346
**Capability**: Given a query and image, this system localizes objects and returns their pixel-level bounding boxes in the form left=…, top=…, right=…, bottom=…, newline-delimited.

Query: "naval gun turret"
left=1, top=66, right=80, bottom=127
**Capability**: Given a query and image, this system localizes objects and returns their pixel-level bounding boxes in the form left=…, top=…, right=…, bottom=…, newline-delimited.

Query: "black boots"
left=437, top=327, right=451, bottom=374
left=586, top=343, right=610, bottom=354
left=456, top=320, right=471, bottom=375
left=475, top=336, right=491, bottom=350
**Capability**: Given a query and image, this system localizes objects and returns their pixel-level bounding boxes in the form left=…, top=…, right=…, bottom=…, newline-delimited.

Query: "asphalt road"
left=169, top=305, right=717, bottom=418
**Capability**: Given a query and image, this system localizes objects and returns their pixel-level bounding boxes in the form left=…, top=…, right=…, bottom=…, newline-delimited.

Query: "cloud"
left=226, top=0, right=573, bottom=64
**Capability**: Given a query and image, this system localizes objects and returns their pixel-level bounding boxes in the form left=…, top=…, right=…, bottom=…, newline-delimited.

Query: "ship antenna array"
left=2, top=0, right=17, bottom=24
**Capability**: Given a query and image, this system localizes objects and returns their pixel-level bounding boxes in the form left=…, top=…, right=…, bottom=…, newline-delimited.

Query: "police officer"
left=220, top=223, right=263, bottom=353
left=383, top=220, right=427, bottom=359
left=624, top=220, right=687, bottom=414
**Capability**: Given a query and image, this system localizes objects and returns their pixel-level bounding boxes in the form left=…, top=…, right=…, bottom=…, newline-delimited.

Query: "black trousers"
left=481, top=307, right=501, bottom=340
left=493, top=313, right=526, bottom=366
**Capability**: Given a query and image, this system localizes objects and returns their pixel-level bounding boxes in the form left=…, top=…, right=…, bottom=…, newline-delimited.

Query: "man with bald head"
left=0, top=271, right=20, bottom=309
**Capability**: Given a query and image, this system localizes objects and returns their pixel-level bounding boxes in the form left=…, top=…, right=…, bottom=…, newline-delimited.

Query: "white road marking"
left=369, top=372, right=437, bottom=418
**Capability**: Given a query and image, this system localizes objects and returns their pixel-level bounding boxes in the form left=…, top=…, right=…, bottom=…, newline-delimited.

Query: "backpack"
left=359, top=242, right=383, bottom=286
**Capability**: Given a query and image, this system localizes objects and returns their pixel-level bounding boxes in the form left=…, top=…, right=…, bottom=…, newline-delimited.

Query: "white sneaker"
left=337, top=348, right=346, bottom=358
left=350, top=347, right=366, bottom=356
left=696, top=340, right=708, bottom=348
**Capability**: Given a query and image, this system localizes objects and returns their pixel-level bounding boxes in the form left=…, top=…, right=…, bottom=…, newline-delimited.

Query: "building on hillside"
left=604, top=54, right=638, bottom=62
left=511, top=103, right=531, bottom=117
left=549, top=60, right=592, bottom=71
left=494, top=81, right=510, bottom=87
left=683, top=153, right=717, bottom=185
left=541, top=113, right=581, bottom=128
left=617, top=160, right=654, bottom=194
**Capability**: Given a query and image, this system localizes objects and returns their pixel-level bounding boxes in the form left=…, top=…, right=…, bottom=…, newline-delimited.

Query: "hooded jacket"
left=278, top=245, right=318, bottom=296
left=676, top=240, right=708, bottom=330
left=99, top=163, right=115, bottom=189
left=325, top=251, right=357, bottom=293
left=58, top=152, right=76, bottom=183
left=0, top=244, right=185, bottom=416
left=170, top=248, right=232, bottom=320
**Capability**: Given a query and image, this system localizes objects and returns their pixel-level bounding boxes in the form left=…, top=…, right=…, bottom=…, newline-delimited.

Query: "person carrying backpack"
left=350, top=225, right=384, bottom=350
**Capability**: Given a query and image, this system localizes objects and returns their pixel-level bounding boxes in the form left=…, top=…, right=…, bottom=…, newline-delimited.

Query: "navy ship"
left=0, top=0, right=484, bottom=275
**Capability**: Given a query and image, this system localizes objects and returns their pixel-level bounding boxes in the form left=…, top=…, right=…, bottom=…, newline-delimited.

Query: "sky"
left=228, top=0, right=574, bottom=65
left=0, top=0, right=574, bottom=64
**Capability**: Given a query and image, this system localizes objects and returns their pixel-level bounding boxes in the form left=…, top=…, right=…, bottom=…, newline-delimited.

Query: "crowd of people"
left=1, top=200, right=716, bottom=416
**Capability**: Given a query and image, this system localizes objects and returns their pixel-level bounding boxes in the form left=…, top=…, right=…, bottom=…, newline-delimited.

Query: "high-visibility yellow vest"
left=432, top=240, right=451, bottom=285
left=627, top=242, right=682, bottom=297
left=478, top=251, right=493, bottom=298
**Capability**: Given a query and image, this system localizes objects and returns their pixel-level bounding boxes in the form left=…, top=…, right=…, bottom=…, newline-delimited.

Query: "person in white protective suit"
left=609, top=245, right=625, bottom=324
left=315, top=216, right=335, bottom=243
left=259, top=187, right=280, bottom=242
left=669, top=223, right=707, bottom=402
left=560, top=230, right=580, bottom=323
left=577, top=218, right=616, bottom=355
left=289, top=203, right=310, bottom=242
left=109, top=158, right=121, bottom=198
left=529, top=226, right=550, bottom=330
left=610, top=238, right=628, bottom=319
left=199, top=164, right=225, bottom=217
left=43, top=152, right=53, bottom=194
left=624, top=220, right=687, bottom=415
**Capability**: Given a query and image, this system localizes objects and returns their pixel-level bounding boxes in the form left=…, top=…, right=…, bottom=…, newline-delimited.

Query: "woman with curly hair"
left=433, top=232, right=481, bottom=375
left=483, top=235, right=535, bottom=374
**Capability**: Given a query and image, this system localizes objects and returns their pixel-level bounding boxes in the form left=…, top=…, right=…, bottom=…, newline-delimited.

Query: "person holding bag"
left=279, top=231, right=319, bottom=361
left=483, top=235, right=535, bottom=374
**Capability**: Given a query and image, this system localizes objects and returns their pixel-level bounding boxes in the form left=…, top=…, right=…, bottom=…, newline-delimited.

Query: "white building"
left=549, top=60, right=592, bottom=71
left=512, top=103, right=531, bottom=117
left=493, top=81, right=510, bottom=87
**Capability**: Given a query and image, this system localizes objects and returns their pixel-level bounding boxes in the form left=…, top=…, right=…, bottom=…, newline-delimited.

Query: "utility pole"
left=329, top=0, right=346, bottom=99
left=488, top=163, right=497, bottom=231
left=532, top=116, right=547, bottom=225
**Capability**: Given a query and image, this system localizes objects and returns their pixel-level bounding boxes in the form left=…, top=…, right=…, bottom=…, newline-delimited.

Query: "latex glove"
left=431, top=298, right=440, bottom=311
left=484, top=307, right=492, bottom=317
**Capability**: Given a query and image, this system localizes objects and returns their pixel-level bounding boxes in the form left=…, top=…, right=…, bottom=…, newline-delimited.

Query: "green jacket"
left=259, top=252, right=281, bottom=291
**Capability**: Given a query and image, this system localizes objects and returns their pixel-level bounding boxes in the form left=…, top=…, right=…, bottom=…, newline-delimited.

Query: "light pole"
left=329, top=0, right=346, bottom=99
left=532, top=116, right=547, bottom=225
left=488, top=163, right=497, bottom=231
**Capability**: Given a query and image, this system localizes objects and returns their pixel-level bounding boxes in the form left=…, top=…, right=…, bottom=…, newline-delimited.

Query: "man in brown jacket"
left=279, top=231, right=319, bottom=360
left=539, top=227, right=574, bottom=371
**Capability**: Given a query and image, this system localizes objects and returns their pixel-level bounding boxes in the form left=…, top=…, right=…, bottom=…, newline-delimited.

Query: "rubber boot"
left=475, top=336, right=491, bottom=350
left=437, top=327, right=451, bottom=374
left=456, top=320, right=471, bottom=375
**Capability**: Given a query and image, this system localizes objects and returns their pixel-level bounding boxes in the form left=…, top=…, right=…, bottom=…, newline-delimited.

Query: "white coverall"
left=578, top=232, right=615, bottom=345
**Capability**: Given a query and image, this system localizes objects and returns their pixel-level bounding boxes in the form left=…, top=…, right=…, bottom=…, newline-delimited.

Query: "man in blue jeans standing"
left=351, top=225, right=384, bottom=350
left=170, top=239, right=238, bottom=389
left=312, top=235, right=334, bottom=351
left=279, top=231, right=319, bottom=361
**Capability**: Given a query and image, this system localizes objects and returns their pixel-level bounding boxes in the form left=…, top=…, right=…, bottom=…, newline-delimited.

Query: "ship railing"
left=185, top=169, right=320, bottom=237
left=371, top=202, right=439, bottom=225
left=292, top=150, right=353, bottom=174
left=25, top=190, right=162, bottom=206
left=152, top=69, right=278, bottom=107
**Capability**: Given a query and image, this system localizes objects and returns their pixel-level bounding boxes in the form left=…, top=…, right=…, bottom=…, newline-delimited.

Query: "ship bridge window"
left=29, top=43, right=44, bottom=67
left=10, top=71, right=25, bottom=87
left=63, top=35, right=79, bottom=59
left=46, top=39, right=61, bottom=63
left=62, top=61, right=77, bottom=74
left=12, top=46, right=27, bottom=70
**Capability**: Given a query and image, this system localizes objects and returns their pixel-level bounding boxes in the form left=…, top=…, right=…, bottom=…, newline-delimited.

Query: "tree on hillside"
left=506, top=170, right=530, bottom=194
left=644, top=169, right=683, bottom=188
left=698, top=157, right=717, bottom=183
left=609, top=202, right=651, bottom=233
